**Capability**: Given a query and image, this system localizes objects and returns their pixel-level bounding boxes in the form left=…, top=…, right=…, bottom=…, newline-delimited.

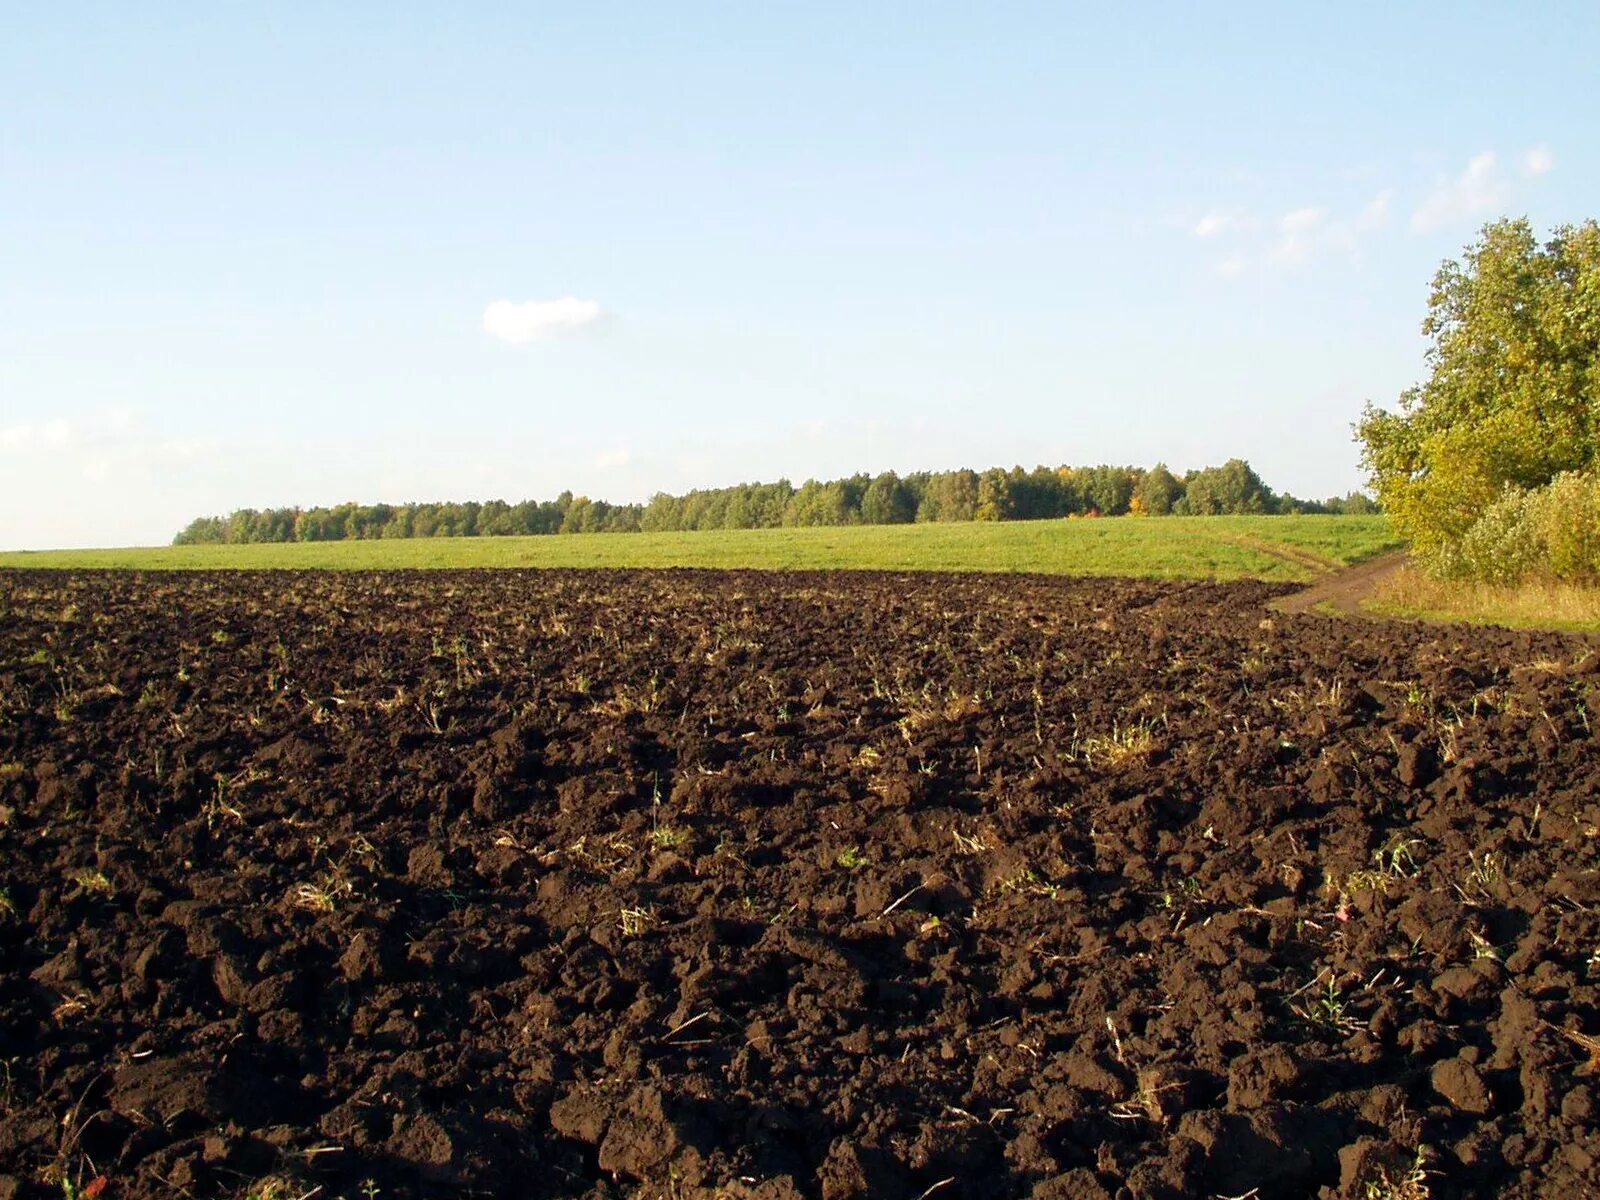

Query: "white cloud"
left=1410, top=151, right=1507, bottom=233
left=1200, top=145, right=1552, bottom=268
left=1189, top=209, right=1265, bottom=239
left=592, top=447, right=631, bottom=470
left=1355, top=189, right=1393, bottom=231
left=1273, top=206, right=1336, bottom=265
left=483, top=296, right=606, bottom=344
left=1192, top=211, right=1238, bottom=238
left=0, top=408, right=136, bottom=456
left=1279, top=207, right=1327, bottom=234
left=0, top=418, right=73, bottom=453
left=1203, top=190, right=1399, bottom=276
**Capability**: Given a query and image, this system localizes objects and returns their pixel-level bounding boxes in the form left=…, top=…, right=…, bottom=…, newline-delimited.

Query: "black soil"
left=1, top=569, right=1597, bottom=1199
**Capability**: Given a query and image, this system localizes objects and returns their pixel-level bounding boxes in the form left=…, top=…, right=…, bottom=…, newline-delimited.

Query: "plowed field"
left=1, top=570, right=1596, bottom=1200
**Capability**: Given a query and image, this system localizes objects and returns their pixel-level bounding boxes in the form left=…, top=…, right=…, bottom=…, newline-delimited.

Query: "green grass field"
left=0, top=515, right=1400, bottom=582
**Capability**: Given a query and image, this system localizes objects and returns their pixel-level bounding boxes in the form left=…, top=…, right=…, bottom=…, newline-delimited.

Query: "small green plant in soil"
left=651, top=825, right=688, bottom=850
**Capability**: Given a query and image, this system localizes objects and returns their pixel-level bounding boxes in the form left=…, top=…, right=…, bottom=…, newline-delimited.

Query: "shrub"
left=1542, top=471, right=1600, bottom=583
left=1444, top=470, right=1600, bottom=585
left=1448, top=487, right=1546, bottom=584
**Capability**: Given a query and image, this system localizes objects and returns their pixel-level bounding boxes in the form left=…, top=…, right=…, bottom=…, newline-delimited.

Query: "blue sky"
left=2, top=2, right=1595, bottom=547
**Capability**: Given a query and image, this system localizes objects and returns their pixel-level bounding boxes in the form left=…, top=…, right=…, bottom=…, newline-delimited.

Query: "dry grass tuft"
left=1080, top=717, right=1160, bottom=768
left=1367, top=565, right=1600, bottom=632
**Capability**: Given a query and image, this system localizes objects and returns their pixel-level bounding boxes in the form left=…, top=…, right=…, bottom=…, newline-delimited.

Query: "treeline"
left=173, top=458, right=1378, bottom=545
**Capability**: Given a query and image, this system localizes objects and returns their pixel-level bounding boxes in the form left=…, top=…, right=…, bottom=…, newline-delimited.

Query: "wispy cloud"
left=0, top=418, right=74, bottom=453
left=1408, top=144, right=1556, bottom=233
left=1523, top=144, right=1554, bottom=177
left=1194, top=140, right=1554, bottom=278
left=0, top=408, right=224, bottom=548
left=1272, top=206, right=1332, bottom=266
left=1354, top=188, right=1393, bottom=231
left=1192, top=211, right=1248, bottom=238
left=1191, top=186, right=1396, bottom=277
left=1410, top=151, right=1507, bottom=233
left=1279, top=207, right=1326, bottom=233
left=483, top=296, right=606, bottom=344
left=0, top=408, right=137, bottom=456
left=1269, top=194, right=1394, bottom=269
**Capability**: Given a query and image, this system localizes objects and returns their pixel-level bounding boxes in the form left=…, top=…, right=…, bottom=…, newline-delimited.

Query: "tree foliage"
left=860, top=471, right=915, bottom=525
left=1173, top=459, right=1275, bottom=515
left=1358, top=218, right=1600, bottom=563
left=1132, top=463, right=1183, bottom=516
left=173, top=459, right=1374, bottom=545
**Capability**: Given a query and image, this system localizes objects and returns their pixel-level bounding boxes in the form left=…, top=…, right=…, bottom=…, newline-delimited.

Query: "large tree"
left=1174, top=459, right=1274, bottom=515
left=860, top=471, right=914, bottom=524
left=917, top=469, right=980, bottom=522
left=1358, top=218, right=1600, bottom=559
left=1133, top=463, right=1184, bottom=515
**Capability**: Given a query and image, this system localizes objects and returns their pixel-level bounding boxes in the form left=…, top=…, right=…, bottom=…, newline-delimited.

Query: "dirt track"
left=1, top=569, right=1597, bottom=1199
left=1271, top=551, right=1410, bottom=618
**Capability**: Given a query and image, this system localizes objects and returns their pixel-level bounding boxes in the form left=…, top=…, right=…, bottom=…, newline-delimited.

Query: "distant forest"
left=174, top=458, right=1378, bottom=544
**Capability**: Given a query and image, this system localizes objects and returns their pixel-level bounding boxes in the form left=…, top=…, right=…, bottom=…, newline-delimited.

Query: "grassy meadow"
left=0, top=514, right=1401, bottom=582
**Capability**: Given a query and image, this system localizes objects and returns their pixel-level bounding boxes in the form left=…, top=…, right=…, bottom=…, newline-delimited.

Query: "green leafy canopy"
left=1358, top=217, right=1600, bottom=560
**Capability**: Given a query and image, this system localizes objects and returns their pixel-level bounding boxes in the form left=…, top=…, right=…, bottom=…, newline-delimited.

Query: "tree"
left=681, top=489, right=727, bottom=530
left=860, top=471, right=914, bottom=524
left=749, top=480, right=794, bottom=527
left=1133, top=463, right=1183, bottom=515
left=1175, top=459, right=1274, bottom=515
left=640, top=492, right=683, bottom=532
left=383, top=508, right=415, bottom=538
left=173, top=516, right=224, bottom=545
left=1082, top=465, right=1136, bottom=516
left=1010, top=466, right=1066, bottom=519
left=478, top=500, right=513, bottom=535
left=560, top=496, right=594, bottom=533
left=171, top=457, right=1351, bottom=545
left=918, top=470, right=979, bottom=522
left=974, top=468, right=1014, bottom=521
left=786, top=478, right=862, bottom=526
left=722, top=488, right=752, bottom=529
left=1358, top=218, right=1600, bottom=560
left=784, top=480, right=837, bottom=526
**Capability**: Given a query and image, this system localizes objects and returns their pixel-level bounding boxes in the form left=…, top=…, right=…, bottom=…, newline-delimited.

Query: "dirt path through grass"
left=1208, top=531, right=1344, bottom=578
left=1271, top=549, right=1409, bottom=616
